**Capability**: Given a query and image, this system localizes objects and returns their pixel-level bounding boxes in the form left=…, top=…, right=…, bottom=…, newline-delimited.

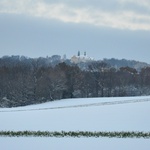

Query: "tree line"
left=0, top=56, right=150, bottom=107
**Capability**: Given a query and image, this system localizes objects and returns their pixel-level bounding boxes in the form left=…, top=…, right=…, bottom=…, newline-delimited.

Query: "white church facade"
left=71, top=51, right=94, bottom=64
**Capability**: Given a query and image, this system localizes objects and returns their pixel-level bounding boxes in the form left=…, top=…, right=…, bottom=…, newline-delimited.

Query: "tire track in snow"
left=0, top=98, right=150, bottom=113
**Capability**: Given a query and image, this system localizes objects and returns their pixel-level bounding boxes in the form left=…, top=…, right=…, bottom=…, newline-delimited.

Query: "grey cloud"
left=0, top=0, right=150, bottom=30
left=43, top=0, right=121, bottom=10
left=120, top=1, right=150, bottom=15
left=1, top=0, right=150, bottom=15
left=43, top=0, right=150, bottom=13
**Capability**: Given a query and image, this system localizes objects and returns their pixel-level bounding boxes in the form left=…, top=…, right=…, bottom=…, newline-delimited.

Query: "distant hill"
left=0, top=55, right=149, bottom=71
left=103, top=58, right=150, bottom=71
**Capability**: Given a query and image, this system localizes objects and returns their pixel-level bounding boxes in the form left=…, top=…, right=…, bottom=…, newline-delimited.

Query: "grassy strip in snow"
left=0, top=131, right=150, bottom=138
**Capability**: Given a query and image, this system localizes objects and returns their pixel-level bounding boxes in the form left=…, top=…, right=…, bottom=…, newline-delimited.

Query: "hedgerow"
left=0, top=131, right=150, bottom=138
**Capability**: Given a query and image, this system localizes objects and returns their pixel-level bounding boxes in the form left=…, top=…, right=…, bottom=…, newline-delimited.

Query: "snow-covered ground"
left=0, top=96, right=150, bottom=150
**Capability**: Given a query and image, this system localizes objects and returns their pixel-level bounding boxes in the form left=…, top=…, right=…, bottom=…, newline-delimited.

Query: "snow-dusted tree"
left=88, top=61, right=111, bottom=97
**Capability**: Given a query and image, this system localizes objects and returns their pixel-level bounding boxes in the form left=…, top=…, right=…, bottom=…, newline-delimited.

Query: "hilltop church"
left=71, top=51, right=94, bottom=64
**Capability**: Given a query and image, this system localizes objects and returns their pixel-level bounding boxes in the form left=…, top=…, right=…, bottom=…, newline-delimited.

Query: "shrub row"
left=0, top=131, right=150, bottom=138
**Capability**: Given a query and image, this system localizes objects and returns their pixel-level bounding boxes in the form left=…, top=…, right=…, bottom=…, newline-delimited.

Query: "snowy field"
left=0, top=96, right=150, bottom=150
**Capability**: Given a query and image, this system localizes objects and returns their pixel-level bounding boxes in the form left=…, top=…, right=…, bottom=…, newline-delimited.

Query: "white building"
left=71, top=51, right=94, bottom=64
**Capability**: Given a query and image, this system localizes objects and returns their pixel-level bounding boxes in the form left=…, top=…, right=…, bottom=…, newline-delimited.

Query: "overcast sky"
left=0, top=0, right=150, bottom=63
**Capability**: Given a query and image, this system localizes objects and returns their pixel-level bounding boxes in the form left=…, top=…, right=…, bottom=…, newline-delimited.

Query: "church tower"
left=77, top=51, right=80, bottom=56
